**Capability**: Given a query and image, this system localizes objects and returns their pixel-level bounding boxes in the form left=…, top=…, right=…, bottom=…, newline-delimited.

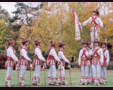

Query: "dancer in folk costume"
left=47, top=40, right=61, bottom=86
left=57, top=42, right=70, bottom=85
left=80, top=9, right=103, bottom=47
left=87, top=41, right=93, bottom=84
left=32, top=39, right=46, bottom=86
left=78, top=41, right=91, bottom=85
left=92, top=39, right=104, bottom=86
left=5, top=38, right=19, bottom=87
left=100, top=42, right=110, bottom=85
left=18, top=37, right=32, bottom=86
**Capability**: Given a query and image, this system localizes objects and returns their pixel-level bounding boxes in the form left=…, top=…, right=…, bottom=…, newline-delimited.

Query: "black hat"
left=93, top=38, right=100, bottom=43
left=101, top=41, right=107, bottom=46
left=82, top=41, right=88, bottom=45
left=92, top=9, right=99, bottom=16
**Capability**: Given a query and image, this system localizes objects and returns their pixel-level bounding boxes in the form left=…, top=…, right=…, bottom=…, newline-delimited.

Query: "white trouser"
left=19, top=65, right=27, bottom=78
left=48, top=65, right=56, bottom=78
left=33, top=65, right=41, bottom=78
left=5, top=67, right=13, bottom=85
left=90, top=29, right=99, bottom=42
left=89, top=65, right=93, bottom=79
left=90, top=30, right=99, bottom=47
left=81, top=65, right=89, bottom=83
left=32, top=65, right=41, bottom=83
left=100, top=66, right=107, bottom=80
left=92, top=65, right=101, bottom=83
left=6, top=67, right=13, bottom=77
left=58, top=66, right=65, bottom=82
left=6, top=67, right=13, bottom=85
left=81, top=65, right=89, bottom=78
left=59, top=66, right=65, bottom=77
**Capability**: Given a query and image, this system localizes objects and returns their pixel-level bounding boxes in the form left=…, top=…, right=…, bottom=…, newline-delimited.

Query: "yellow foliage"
left=0, top=19, right=8, bottom=53
left=17, top=2, right=113, bottom=60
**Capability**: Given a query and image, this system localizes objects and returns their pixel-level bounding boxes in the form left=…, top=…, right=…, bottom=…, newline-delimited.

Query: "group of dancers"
left=4, top=8, right=110, bottom=87
left=5, top=38, right=70, bottom=87
left=78, top=39, right=110, bottom=86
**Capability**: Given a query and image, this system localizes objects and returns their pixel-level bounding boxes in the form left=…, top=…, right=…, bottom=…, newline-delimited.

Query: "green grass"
left=0, top=69, right=113, bottom=87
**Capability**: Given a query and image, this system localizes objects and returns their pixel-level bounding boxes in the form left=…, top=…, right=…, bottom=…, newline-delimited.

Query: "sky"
left=0, top=2, right=112, bottom=18
left=0, top=2, right=40, bottom=17
left=0, top=2, right=16, bottom=17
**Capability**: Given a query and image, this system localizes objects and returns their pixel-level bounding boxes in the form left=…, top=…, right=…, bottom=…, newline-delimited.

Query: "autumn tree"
left=0, top=20, right=9, bottom=55
left=0, top=5, right=10, bottom=22
left=16, top=2, right=113, bottom=61
left=0, top=6, right=11, bottom=55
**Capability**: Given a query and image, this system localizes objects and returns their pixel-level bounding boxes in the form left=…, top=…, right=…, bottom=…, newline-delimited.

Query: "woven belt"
left=94, top=57, right=99, bottom=60
left=82, top=58, right=87, bottom=61
left=91, top=24, right=98, bottom=27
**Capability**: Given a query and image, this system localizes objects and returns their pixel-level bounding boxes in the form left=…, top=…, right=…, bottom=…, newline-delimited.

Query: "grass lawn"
left=0, top=69, right=113, bottom=87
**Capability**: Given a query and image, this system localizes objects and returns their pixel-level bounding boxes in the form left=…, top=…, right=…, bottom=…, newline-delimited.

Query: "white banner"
left=73, top=12, right=81, bottom=41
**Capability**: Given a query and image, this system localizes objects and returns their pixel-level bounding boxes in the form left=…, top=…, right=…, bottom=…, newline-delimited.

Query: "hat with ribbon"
left=7, top=38, right=15, bottom=44
left=22, top=37, right=29, bottom=43
left=82, top=41, right=88, bottom=45
left=59, top=41, right=66, bottom=47
left=87, top=41, right=91, bottom=45
left=92, top=9, right=99, bottom=16
left=101, top=41, right=107, bottom=46
left=50, top=40, right=56, bottom=46
left=48, top=40, right=56, bottom=53
left=35, top=39, right=41, bottom=45
left=93, top=38, right=100, bottom=43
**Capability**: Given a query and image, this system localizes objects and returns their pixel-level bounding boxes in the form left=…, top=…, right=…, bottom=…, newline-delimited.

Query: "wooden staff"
left=30, top=63, right=32, bottom=87
left=68, top=65, right=72, bottom=86
left=58, top=61, right=62, bottom=86
left=43, top=63, right=47, bottom=86
left=44, top=68, right=46, bottom=86
left=80, top=26, right=86, bottom=41
left=16, top=64, right=20, bottom=87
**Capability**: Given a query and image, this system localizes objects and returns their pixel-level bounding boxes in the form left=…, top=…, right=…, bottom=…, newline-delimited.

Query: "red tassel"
left=6, top=77, right=11, bottom=80
left=98, top=78, right=101, bottom=81
left=85, top=77, right=88, bottom=80
left=93, top=77, right=96, bottom=81
left=52, top=77, right=53, bottom=81
left=32, top=77, right=36, bottom=81
left=103, top=78, right=106, bottom=80
left=62, top=77, right=65, bottom=80
left=20, top=77, right=24, bottom=81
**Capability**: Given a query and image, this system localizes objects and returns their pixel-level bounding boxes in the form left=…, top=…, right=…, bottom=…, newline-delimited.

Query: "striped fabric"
left=32, top=55, right=42, bottom=66
left=47, top=55, right=56, bottom=65
left=5, top=57, right=15, bottom=67
left=19, top=57, right=29, bottom=66
left=19, top=48, right=29, bottom=66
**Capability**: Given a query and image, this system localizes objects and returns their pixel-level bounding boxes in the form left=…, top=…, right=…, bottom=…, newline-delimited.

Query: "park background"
left=0, top=2, right=113, bottom=87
